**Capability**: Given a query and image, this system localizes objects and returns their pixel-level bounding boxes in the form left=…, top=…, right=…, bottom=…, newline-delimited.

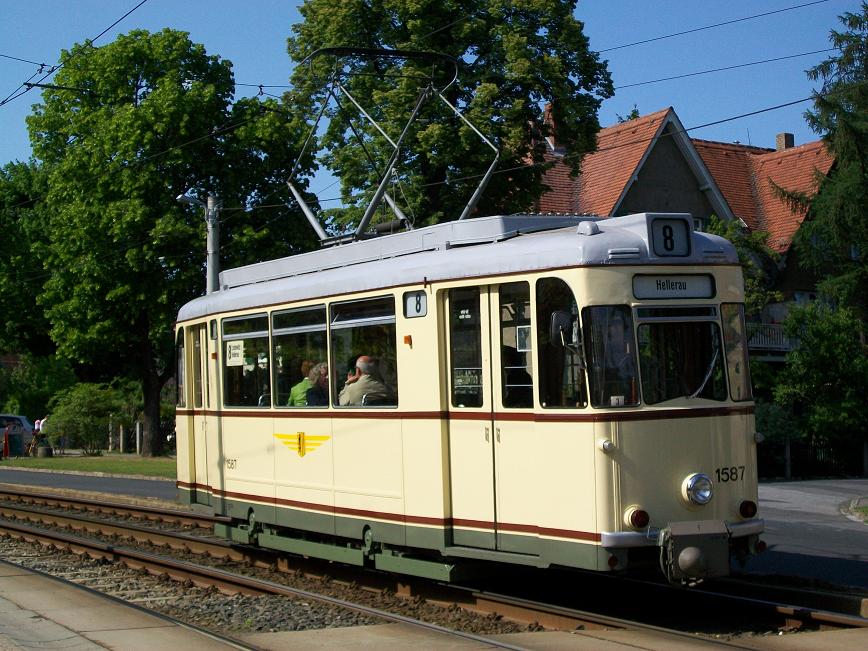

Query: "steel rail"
left=3, top=490, right=866, bottom=635
left=0, top=487, right=224, bottom=529
left=0, top=518, right=533, bottom=651
left=0, top=501, right=244, bottom=560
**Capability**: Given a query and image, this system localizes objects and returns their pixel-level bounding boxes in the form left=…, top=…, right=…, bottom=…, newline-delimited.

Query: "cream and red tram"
left=175, top=212, right=763, bottom=582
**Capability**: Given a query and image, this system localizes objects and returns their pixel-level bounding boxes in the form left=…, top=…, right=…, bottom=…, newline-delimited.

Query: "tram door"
left=446, top=283, right=538, bottom=553
left=190, top=324, right=209, bottom=495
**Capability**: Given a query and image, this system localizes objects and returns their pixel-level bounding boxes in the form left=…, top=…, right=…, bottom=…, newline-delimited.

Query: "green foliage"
left=791, top=3, right=868, bottom=328
left=748, top=360, right=783, bottom=402
left=0, top=162, right=53, bottom=355
left=0, top=355, right=76, bottom=421
left=616, top=104, right=641, bottom=123
left=44, top=382, right=126, bottom=455
left=25, top=29, right=316, bottom=454
left=705, top=216, right=782, bottom=318
left=774, top=303, right=868, bottom=443
left=754, top=398, right=801, bottom=443
left=287, top=0, right=612, bottom=227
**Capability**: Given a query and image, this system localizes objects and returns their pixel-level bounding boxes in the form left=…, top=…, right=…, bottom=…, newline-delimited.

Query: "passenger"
left=305, top=362, right=329, bottom=406
left=338, top=355, right=392, bottom=406
left=288, top=360, right=315, bottom=406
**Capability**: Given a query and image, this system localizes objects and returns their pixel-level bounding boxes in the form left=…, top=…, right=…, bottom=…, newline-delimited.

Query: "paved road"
left=0, top=468, right=177, bottom=501
left=740, top=479, right=868, bottom=589
left=1, top=468, right=865, bottom=588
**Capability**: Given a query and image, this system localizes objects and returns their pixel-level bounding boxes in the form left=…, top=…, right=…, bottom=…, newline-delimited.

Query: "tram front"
left=579, top=264, right=764, bottom=583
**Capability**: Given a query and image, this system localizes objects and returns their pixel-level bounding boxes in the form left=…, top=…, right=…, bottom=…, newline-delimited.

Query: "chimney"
left=776, top=132, right=795, bottom=151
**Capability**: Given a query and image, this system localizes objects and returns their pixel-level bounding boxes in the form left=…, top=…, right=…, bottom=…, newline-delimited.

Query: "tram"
left=175, top=211, right=764, bottom=583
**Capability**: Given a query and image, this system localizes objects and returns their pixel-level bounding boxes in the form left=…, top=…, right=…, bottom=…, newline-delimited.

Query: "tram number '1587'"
left=715, top=466, right=745, bottom=482
left=225, top=458, right=237, bottom=470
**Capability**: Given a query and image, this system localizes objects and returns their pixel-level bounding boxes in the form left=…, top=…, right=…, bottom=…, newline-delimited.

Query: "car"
left=0, top=414, right=34, bottom=446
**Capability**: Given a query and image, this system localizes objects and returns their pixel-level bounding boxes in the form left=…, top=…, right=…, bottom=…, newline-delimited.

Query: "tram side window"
left=584, top=306, right=639, bottom=407
left=192, top=327, right=204, bottom=409
left=272, top=306, right=328, bottom=407
left=449, top=287, right=484, bottom=408
left=222, top=314, right=270, bottom=407
left=176, top=329, right=186, bottom=408
left=500, top=282, right=533, bottom=408
left=536, top=278, right=587, bottom=408
left=721, top=303, right=753, bottom=402
left=331, top=297, right=398, bottom=407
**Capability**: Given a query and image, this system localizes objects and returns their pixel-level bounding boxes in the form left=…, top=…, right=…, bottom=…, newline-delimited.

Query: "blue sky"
left=0, top=0, right=856, bottom=193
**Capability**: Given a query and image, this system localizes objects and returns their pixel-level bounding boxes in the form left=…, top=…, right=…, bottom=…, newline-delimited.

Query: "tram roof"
left=177, top=212, right=737, bottom=322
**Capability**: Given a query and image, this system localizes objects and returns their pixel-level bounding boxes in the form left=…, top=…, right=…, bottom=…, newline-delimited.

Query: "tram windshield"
left=636, top=308, right=727, bottom=405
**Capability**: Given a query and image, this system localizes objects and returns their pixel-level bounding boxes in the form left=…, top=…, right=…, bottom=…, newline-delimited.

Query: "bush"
left=44, top=383, right=126, bottom=455
left=754, top=398, right=801, bottom=443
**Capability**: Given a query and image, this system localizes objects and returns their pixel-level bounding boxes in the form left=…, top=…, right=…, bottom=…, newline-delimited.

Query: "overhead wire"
left=615, top=48, right=835, bottom=89
left=598, top=0, right=831, bottom=53
left=2, top=1, right=842, bottom=285
left=2, top=90, right=827, bottom=292
left=0, top=0, right=152, bottom=109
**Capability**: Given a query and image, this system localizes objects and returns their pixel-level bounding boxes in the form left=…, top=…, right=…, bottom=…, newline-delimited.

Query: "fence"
left=757, top=438, right=868, bottom=479
left=746, top=323, right=793, bottom=352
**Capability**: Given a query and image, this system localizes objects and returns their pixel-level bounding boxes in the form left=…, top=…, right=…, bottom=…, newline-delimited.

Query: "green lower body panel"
left=374, top=550, right=459, bottom=582
left=258, top=530, right=366, bottom=566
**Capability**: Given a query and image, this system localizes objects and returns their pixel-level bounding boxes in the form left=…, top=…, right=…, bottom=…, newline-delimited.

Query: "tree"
left=0, top=162, right=54, bottom=355
left=45, top=383, right=125, bottom=455
left=0, top=354, right=76, bottom=420
left=27, top=29, right=316, bottom=455
left=789, top=3, right=868, bottom=330
left=616, top=104, right=641, bottom=123
left=286, top=0, right=612, bottom=227
left=705, top=215, right=782, bottom=319
left=774, top=303, right=868, bottom=445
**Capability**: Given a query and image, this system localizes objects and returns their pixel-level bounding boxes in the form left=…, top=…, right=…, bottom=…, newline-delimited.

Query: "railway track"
left=1, top=487, right=866, bottom=646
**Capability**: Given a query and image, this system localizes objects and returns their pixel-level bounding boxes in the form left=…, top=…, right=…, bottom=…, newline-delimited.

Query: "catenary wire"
left=615, top=48, right=835, bottom=89
left=0, top=0, right=152, bottom=108
left=598, top=0, right=831, bottom=53
left=3, top=91, right=827, bottom=291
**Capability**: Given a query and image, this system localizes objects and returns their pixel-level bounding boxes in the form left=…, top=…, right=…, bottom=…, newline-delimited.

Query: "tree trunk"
left=141, top=366, right=163, bottom=456
left=138, top=324, right=164, bottom=456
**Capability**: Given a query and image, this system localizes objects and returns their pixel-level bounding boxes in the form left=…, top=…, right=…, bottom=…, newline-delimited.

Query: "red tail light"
left=629, top=508, right=650, bottom=529
left=739, top=500, right=758, bottom=518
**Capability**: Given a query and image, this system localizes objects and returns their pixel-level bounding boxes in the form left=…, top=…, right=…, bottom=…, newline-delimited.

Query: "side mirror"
left=550, top=311, right=573, bottom=347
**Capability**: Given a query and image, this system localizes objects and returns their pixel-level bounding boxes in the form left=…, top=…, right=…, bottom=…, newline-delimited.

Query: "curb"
left=0, top=465, right=174, bottom=483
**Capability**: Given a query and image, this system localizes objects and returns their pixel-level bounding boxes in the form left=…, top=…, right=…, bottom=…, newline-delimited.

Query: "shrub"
left=44, top=383, right=124, bottom=455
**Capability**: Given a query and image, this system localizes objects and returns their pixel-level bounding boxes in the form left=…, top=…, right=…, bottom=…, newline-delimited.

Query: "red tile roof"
left=691, top=140, right=771, bottom=231
left=538, top=108, right=670, bottom=215
left=694, top=139, right=834, bottom=253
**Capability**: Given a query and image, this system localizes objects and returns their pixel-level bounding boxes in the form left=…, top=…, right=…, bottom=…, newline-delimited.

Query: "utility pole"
left=177, top=192, right=222, bottom=294
left=205, top=194, right=220, bottom=295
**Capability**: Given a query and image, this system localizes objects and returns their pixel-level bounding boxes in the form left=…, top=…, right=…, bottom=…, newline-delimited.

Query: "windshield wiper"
left=687, top=345, right=720, bottom=400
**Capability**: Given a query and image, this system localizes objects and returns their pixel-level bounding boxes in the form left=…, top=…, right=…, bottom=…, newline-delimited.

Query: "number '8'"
left=662, top=224, right=675, bottom=251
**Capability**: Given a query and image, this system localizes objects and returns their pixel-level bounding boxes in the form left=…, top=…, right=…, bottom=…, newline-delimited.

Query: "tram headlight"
left=682, top=473, right=713, bottom=505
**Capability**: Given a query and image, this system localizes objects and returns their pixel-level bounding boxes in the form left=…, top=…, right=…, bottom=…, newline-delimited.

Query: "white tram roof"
left=177, top=212, right=737, bottom=322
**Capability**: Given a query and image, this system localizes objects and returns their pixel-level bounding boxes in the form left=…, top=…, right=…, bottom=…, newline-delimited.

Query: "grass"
left=0, top=453, right=176, bottom=479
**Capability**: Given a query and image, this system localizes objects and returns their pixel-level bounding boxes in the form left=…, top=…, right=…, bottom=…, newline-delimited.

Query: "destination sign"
left=633, top=274, right=715, bottom=299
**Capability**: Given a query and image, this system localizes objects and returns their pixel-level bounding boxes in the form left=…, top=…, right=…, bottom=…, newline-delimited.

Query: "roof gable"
left=538, top=108, right=733, bottom=222
left=575, top=108, right=671, bottom=215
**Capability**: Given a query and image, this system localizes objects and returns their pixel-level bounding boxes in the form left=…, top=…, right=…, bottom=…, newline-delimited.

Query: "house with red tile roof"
left=538, top=107, right=734, bottom=227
